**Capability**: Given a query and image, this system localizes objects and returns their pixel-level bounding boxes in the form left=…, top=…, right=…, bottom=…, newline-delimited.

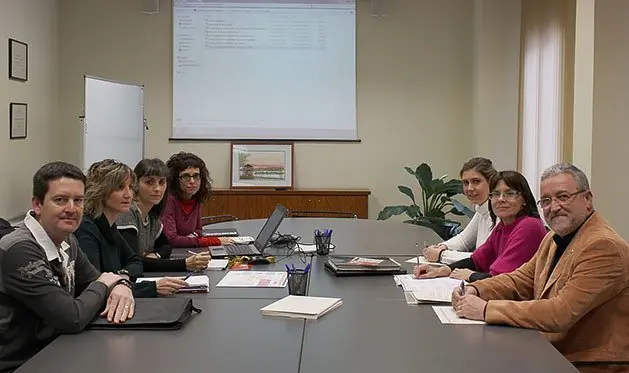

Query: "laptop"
left=209, top=204, right=288, bottom=258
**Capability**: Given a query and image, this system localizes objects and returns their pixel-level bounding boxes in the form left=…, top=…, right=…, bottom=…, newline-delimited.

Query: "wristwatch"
left=117, top=269, right=131, bottom=278
left=112, top=278, right=134, bottom=290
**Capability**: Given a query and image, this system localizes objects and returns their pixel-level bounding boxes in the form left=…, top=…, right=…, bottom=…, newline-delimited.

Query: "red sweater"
left=471, top=215, right=547, bottom=276
left=160, top=195, right=220, bottom=247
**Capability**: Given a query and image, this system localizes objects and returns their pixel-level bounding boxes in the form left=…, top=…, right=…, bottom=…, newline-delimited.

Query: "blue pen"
left=304, top=263, right=311, bottom=273
left=285, top=264, right=291, bottom=273
left=291, top=263, right=296, bottom=273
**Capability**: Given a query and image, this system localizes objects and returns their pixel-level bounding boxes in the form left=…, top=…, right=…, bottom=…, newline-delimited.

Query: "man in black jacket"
left=0, top=162, right=135, bottom=372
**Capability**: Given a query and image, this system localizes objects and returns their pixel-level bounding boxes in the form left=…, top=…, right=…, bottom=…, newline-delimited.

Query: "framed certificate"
left=9, top=102, right=27, bottom=139
left=8, top=38, right=28, bottom=81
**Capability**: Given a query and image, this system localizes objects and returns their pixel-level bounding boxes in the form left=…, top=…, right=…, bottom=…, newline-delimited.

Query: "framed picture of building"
left=230, top=142, right=294, bottom=189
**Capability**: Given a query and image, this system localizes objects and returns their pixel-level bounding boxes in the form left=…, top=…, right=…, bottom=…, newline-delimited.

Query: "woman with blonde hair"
left=75, top=159, right=188, bottom=297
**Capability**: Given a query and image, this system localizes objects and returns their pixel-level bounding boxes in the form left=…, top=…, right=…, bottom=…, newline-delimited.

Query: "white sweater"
left=439, top=200, right=493, bottom=264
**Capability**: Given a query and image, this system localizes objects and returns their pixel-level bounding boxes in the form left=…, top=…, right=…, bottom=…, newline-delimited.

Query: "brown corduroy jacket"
left=473, top=212, right=629, bottom=371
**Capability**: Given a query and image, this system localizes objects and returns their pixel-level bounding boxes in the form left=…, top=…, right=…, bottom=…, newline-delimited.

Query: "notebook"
left=207, top=259, right=229, bottom=270
left=261, top=295, right=343, bottom=320
left=136, top=276, right=210, bottom=293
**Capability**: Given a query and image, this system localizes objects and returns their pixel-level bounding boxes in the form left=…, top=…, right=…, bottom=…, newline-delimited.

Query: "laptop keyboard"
left=223, top=244, right=257, bottom=256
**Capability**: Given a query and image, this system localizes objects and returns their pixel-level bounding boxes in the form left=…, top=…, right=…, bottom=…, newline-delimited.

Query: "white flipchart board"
left=83, top=76, right=145, bottom=170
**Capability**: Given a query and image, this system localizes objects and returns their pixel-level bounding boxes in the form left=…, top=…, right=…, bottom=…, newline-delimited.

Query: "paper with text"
left=405, top=256, right=447, bottom=266
left=216, top=271, right=288, bottom=288
left=395, top=275, right=463, bottom=303
left=207, top=259, right=229, bottom=270
left=432, top=306, right=485, bottom=325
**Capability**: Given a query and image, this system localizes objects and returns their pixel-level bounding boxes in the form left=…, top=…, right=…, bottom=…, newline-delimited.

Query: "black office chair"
left=288, top=210, right=358, bottom=219
left=201, top=214, right=239, bottom=225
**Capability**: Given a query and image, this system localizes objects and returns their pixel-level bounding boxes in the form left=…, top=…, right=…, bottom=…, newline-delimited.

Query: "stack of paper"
left=394, top=275, right=463, bottom=303
left=207, top=259, right=229, bottom=270
left=136, top=275, right=210, bottom=293
left=216, top=271, right=288, bottom=288
left=261, top=295, right=342, bottom=319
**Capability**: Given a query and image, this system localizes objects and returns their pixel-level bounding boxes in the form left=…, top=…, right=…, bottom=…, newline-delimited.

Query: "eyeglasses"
left=488, top=190, right=521, bottom=201
left=179, top=173, right=201, bottom=182
left=536, top=190, right=587, bottom=208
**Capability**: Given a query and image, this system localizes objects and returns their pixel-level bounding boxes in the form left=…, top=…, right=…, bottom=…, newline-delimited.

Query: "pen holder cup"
left=314, top=235, right=333, bottom=255
left=287, top=270, right=309, bottom=296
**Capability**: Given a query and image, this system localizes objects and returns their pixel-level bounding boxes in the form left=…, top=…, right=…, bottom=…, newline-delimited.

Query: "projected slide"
left=172, top=0, right=356, bottom=140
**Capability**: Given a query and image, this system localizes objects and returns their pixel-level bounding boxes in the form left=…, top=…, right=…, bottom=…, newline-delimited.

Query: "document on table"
left=432, top=306, right=485, bottom=325
left=216, top=271, right=288, bottom=288
left=394, top=275, right=463, bottom=303
left=207, top=259, right=229, bottom=270
left=296, top=243, right=317, bottom=253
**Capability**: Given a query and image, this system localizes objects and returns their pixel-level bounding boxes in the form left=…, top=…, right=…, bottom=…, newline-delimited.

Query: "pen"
left=460, top=280, right=465, bottom=295
left=304, top=263, right=311, bottom=273
left=285, top=264, right=291, bottom=273
left=291, top=263, right=296, bottom=273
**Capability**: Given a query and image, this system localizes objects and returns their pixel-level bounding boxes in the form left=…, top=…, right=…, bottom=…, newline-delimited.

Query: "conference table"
left=17, top=218, right=578, bottom=372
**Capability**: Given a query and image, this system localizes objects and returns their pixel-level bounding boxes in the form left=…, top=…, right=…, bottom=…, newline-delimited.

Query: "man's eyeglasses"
left=536, top=190, right=587, bottom=208
left=489, top=190, right=521, bottom=201
left=179, top=173, right=201, bottom=182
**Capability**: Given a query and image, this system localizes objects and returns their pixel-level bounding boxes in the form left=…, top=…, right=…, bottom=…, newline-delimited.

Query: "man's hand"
left=450, top=268, right=474, bottom=281
left=454, top=294, right=487, bottom=321
left=101, top=284, right=135, bottom=323
left=413, top=264, right=451, bottom=279
left=156, top=277, right=188, bottom=296
left=186, top=252, right=211, bottom=271
left=451, top=285, right=478, bottom=309
left=96, top=272, right=123, bottom=288
left=423, top=244, right=446, bottom=262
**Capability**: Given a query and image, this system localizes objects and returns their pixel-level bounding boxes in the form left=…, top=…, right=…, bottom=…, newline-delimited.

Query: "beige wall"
left=591, top=0, right=629, bottom=239
left=471, top=0, right=521, bottom=171
left=0, top=0, right=58, bottom=219
left=56, top=0, right=479, bottom=219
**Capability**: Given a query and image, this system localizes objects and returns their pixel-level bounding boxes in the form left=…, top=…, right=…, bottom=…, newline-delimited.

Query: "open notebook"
left=261, top=295, right=342, bottom=320
left=136, top=276, right=210, bottom=293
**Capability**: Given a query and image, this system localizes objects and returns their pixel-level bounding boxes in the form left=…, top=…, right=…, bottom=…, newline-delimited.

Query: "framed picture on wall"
left=8, top=38, right=28, bottom=81
left=9, top=102, right=27, bottom=139
left=230, top=142, right=294, bottom=189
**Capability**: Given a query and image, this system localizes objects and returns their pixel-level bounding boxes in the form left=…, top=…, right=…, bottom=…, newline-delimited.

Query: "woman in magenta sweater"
left=414, top=171, right=547, bottom=282
left=160, top=152, right=233, bottom=248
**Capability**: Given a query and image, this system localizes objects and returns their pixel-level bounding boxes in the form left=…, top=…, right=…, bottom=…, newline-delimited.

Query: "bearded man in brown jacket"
left=452, top=163, right=629, bottom=372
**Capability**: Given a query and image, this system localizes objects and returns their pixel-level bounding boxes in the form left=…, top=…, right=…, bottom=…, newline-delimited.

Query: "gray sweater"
left=0, top=222, right=108, bottom=372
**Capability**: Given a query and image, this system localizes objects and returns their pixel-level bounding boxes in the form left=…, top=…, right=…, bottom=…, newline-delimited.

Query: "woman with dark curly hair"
left=160, top=152, right=233, bottom=248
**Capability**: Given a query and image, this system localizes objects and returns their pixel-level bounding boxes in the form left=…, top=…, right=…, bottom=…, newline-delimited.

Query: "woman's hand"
left=423, top=244, right=446, bottom=262
left=185, top=252, right=211, bottom=271
left=218, top=237, right=234, bottom=245
left=413, top=264, right=452, bottom=279
left=450, top=268, right=474, bottom=281
left=155, top=277, right=188, bottom=296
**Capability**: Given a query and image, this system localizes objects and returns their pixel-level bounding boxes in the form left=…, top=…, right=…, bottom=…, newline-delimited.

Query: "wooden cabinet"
left=202, top=189, right=370, bottom=220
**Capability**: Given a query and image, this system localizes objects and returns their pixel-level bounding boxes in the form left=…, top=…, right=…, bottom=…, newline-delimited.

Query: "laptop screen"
left=254, top=204, right=288, bottom=251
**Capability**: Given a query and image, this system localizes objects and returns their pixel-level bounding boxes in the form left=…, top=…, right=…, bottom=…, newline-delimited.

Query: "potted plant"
left=377, top=163, right=473, bottom=240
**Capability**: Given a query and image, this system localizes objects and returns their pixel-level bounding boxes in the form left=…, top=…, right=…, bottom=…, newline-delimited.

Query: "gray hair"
left=540, top=163, right=590, bottom=191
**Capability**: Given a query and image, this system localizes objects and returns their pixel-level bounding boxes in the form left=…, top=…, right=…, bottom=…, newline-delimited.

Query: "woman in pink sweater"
left=414, top=171, right=547, bottom=282
left=160, top=152, right=233, bottom=248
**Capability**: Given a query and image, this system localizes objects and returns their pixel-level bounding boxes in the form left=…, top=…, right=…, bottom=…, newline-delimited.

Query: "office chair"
left=288, top=210, right=358, bottom=219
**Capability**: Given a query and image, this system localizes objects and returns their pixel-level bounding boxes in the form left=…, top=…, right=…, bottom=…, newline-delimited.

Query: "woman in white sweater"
left=423, top=157, right=497, bottom=264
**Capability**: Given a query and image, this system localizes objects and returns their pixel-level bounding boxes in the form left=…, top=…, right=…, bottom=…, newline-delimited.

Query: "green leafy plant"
left=377, top=163, right=473, bottom=240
